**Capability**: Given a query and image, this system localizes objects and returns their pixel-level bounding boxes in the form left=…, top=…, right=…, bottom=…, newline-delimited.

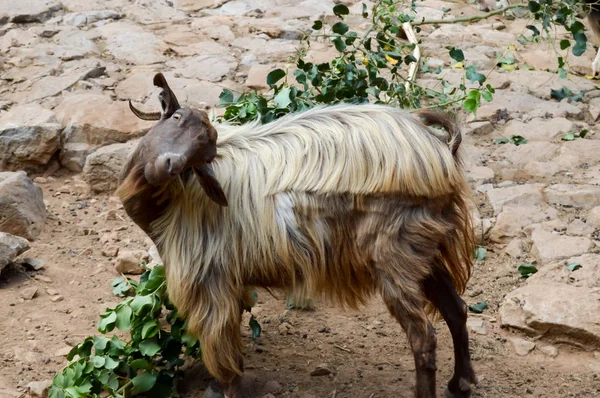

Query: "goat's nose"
left=157, top=153, right=185, bottom=176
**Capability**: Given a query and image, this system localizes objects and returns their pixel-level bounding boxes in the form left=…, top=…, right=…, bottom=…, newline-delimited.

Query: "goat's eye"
left=172, top=113, right=181, bottom=120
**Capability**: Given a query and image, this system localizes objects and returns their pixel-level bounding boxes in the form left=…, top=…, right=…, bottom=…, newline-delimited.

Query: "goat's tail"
left=415, top=109, right=462, bottom=157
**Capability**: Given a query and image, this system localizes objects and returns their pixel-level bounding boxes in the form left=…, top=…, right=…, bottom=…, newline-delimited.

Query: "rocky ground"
left=2, top=0, right=600, bottom=397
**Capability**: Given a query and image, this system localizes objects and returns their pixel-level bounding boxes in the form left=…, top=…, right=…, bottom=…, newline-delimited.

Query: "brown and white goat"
left=117, top=73, right=476, bottom=398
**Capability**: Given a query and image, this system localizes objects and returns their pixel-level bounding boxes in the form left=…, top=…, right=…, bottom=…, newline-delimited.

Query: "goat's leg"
left=199, top=303, right=246, bottom=398
left=424, top=267, right=477, bottom=398
left=381, top=285, right=437, bottom=398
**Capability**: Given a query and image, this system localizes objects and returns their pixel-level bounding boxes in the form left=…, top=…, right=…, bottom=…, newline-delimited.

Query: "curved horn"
left=128, top=100, right=162, bottom=121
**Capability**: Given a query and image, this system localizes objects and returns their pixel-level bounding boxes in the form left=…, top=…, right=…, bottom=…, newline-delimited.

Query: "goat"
left=117, top=73, right=476, bottom=398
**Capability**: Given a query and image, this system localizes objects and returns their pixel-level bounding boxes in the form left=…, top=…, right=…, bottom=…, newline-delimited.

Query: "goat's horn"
left=128, top=100, right=162, bottom=121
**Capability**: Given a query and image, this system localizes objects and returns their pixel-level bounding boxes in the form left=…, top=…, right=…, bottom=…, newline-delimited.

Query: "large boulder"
left=0, top=103, right=62, bottom=169
left=0, top=0, right=61, bottom=24
left=54, top=94, right=152, bottom=172
left=0, top=232, right=29, bottom=274
left=0, top=172, right=47, bottom=240
left=500, top=282, right=600, bottom=349
left=82, top=140, right=138, bottom=193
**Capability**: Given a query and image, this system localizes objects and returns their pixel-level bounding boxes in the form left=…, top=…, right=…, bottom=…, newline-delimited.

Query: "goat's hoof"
left=445, top=377, right=476, bottom=398
left=203, top=381, right=225, bottom=398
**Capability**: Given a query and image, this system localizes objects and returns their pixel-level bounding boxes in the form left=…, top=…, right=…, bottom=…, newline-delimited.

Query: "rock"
left=467, top=121, right=494, bottom=136
left=466, top=317, right=487, bottom=335
left=46, top=288, right=59, bottom=296
left=545, top=184, right=600, bottom=209
left=0, top=104, right=61, bottom=169
left=566, top=219, right=594, bottom=236
left=20, top=286, right=38, bottom=300
left=262, top=380, right=282, bottom=394
left=0, top=172, right=47, bottom=240
left=245, top=64, right=276, bottom=89
left=115, top=250, right=150, bottom=275
left=147, top=244, right=162, bottom=268
left=278, top=322, right=293, bottom=335
left=102, top=246, right=119, bottom=258
left=587, top=207, right=600, bottom=229
left=485, top=184, right=546, bottom=215
left=590, top=97, right=600, bottom=121
left=17, top=257, right=44, bottom=271
left=55, top=94, right=151, bottom=171
left=97, top=22, right=168, bottom=65
left=310, top=363, right=332, bottom=376
left=82, top=140, right=138, bottom=193
left=539, top=345, right=559, bottom=358
left=26, top=75, right=83, bottom=102
left=502, top=117, right=574, bottom=142
left=500, top=282, right=600, bottom=349
left=0, top=232, right=30, bottom=274
left=466, top=166, right=495, bottom=187
left=172, top=0, right=228, bottom=12
left=0, top=1, right=61, bottom=23
left=527, top=223, right=591, bottom=263
left=490, top=205, right=558, bottom=242
left=168, top=55, right=238, bottom=82
left=63, top=10, right=120, bottom=26
left=49, top=295, right=64, bottom=302
left=504, top=238, right=527, bottom=259
left=54, top=346, right=72, bottom=357
left=509, top=337, right=535, bottom=356
left=26, top=379, right=52, bottom=398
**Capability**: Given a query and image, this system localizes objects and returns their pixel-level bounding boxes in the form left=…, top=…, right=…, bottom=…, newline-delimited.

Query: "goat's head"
left=127, top=72, right=227, bottom=206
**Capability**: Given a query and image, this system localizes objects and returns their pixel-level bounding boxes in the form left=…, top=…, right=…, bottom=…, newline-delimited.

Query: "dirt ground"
left=0, top=172, right=599, bottom=398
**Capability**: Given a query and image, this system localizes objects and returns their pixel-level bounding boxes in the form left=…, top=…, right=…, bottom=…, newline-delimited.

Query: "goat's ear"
left=153, top=73, right=181, bottom=119
left=193, top=165, right=228, bottom=207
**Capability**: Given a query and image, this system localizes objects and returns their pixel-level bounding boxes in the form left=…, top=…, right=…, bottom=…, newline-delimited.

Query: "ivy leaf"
left=475, top=247, right=486, bottom=261
left=572, top=30, right=587, bottom=56
left=274, top=87, right=292, bottom=109
left=465, top=65, right=485, bottom=85
left=559, top=39, right=571, bottom=50
left=141, top=320, right=158, bottom=339
left=266, top=69, right=286, bottom=87
left=332, top=22, right=349, bottom=35
left=468, top=301, right=488, bottom=314
left=448, top=47, right=464, bottom=62
left=132, top=372, right=157, bottom=394
left=115, top=304, right=132, bottom=331
left=494, top=138, right=509, bottom=144
left=481, top=91, right=493, bottom=102
left=527, top=1, right=540, bottom=13
left=464, top=98, right=478, bottom=114
left=580, top=129, right=589, bottom=138
left=130, top=358, right=152, bottom=370
left=249, top=315, right=262, bottom=339
left=219, top=89, right=234, bottom=106
left=562, top=132, right=576, bottom=141
left=525, top=24, right=540, bottom=36
left=139, top=339, right=161, bottom=357
left=98, top=311, right=117, bottom=333
left=333, top=4, right=350, bottom=17
left=566, top=262, right=582, bottom=271
left=509, top=135, right=527, bottom=146
left=90, top=356, right=106, bottom=368
left=103, top=356, right=119, bottom=370
left=518, top=263, right=538, bottom=278
left=312, top=20, right=323, bottom=30
left=332, top=37, right=346, bottom=52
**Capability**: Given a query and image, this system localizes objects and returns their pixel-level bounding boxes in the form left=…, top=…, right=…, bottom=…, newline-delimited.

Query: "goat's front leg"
left=196, top=302, right=246, bottom=398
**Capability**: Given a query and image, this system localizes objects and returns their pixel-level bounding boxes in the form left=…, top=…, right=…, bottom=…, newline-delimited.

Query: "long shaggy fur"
left=121, top=103, right=475, bottom=382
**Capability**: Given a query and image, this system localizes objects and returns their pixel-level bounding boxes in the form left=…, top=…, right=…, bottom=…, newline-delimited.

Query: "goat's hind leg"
left=381, top=279, right=438, bottom=398
left=424, top=267, right=477, bottom=398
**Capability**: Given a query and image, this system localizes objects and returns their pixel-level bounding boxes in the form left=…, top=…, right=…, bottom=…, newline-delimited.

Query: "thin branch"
left=402, top=22, right=420, bottom=93
left=412, top=4, right=525, bottom=26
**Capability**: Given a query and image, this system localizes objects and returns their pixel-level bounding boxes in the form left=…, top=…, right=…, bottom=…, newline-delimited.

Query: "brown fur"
left=117, top=73, right=476, bottom=397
